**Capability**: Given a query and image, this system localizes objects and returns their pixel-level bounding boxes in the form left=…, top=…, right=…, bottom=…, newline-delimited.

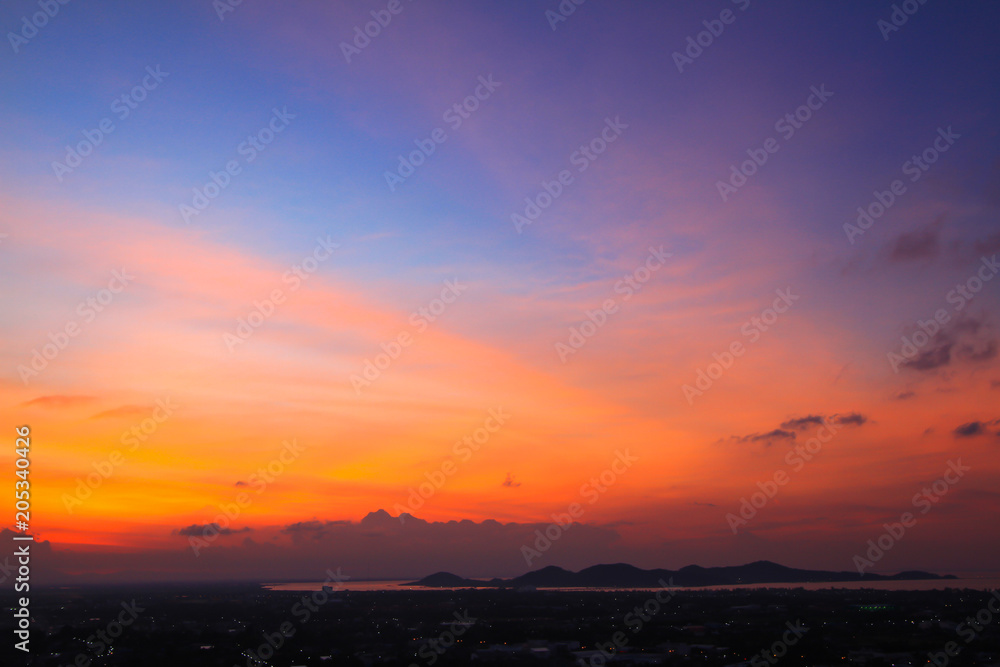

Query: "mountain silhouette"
left=405, top=560, right=955, bottom=588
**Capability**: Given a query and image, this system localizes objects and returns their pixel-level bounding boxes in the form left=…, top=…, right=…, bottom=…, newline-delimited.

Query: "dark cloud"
left=897, top=315, right=997, bottom=373
left=778, top=413, right=869, bottom=432
left=953, top=419, right=1000, bottom=438
left=176, top=524, right=209, bottom=536
left=234, top=481, right=248, bottom=487
left=893, top=391, right=917, bottom=400
left=282, top=519, right=353, bottom=539
left=736, top=429, right=796, bottom=445
left=281, top=519, right=349, bottom=533
left=16, top=511, right=629, bottom=584
left=893, top=315, right=1000, bottom=371
left=163, top=511, right=627, bottom=582
left=750, top=429, right=797, bottom=443
left=888, top=222, right=941, bottom=262
left=954, top=422, right=986, bottom=437
left=176, top=523, right=252, bottom=537
left=956, top=339, right=998, bottom=363
left=502, top=473, right=521, bottom=488
left=904, top=338, right=954, bottom=370
left=283, top=520, right=327, bottom=532
left=832, top=413, right=868, bottom=426
left=779, top=415, right=825, bottom=431
left=732, top=413, right=868, bottom=446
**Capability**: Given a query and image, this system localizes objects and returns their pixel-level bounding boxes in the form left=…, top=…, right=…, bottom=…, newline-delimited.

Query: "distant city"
left=4, top=584, right=999, bottom=665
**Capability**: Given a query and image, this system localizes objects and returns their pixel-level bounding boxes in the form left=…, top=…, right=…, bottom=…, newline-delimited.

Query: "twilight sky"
left=2, top=0, right=999, bottom=583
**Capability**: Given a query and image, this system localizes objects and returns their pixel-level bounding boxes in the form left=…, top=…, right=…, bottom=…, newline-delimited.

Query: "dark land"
left=405, top=560, right=957, bottom=588
left=3, top=583, right=999, bottom=666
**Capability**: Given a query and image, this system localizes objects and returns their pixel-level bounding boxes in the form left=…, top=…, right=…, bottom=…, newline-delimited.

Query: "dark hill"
left=404, top=560, right=954, bottom=588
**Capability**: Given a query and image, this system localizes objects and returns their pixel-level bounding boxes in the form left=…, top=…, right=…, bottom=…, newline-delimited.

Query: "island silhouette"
left=405, top=560, right=955, bottom=588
